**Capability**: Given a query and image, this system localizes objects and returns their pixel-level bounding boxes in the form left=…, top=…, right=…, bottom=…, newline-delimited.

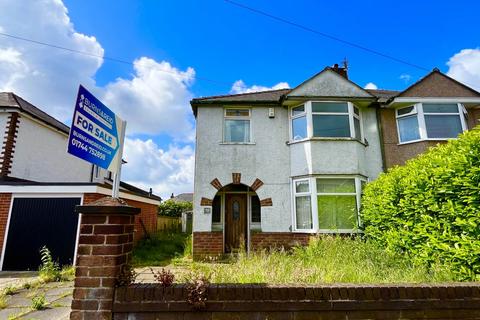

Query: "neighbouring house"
left=190, top=64, right=480, bottom=259
left=170, top=192, right=194, bottom=203
left=0, top=92, right=161, bottom=271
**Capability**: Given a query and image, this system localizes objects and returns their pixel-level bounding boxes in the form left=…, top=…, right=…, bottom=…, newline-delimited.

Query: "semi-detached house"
left=190, top=65, right=480, bottom=259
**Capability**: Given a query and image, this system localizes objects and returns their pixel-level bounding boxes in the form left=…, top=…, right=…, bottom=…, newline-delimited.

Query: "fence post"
left=70, top=197, right=140, bottom=320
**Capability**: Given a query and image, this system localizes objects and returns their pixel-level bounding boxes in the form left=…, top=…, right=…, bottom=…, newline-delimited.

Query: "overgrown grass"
left=132, top=232, right=190, bottom=267
left=183, top=236, right=458, bottom=284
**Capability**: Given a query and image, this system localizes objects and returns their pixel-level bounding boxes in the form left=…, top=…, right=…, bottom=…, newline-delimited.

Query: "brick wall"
left=193, top=231, right=223, bottom=259
left=0, top=193, right=11, bottom=256
left=84, top=193, right=157, bottom=242
left=251, top=232, right=311, bottom=250
left=113, top=283, right=480, bottom=319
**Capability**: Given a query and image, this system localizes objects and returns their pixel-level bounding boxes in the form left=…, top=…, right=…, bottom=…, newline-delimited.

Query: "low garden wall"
left=113, top=283, right=480, bottom=319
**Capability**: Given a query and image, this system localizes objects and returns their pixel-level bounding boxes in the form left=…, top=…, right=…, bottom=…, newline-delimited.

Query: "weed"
left=60, top=265, right=75, bottom=281
left=0, top=293, right=8, bottom=309
left=22, top=282, right=31, bottom=290
left=185, top=273, right=209, bottom=310
left=31, top=293, right=47, bottom=310
left=150, top=268, right=175, bottom=287
left=132, top=232, right=189, bottom=267
left=115, top=264, right=137, bottom=287
left=3, top=285, right=18, bottom=295
left=39, top=246, right=60, bottom=283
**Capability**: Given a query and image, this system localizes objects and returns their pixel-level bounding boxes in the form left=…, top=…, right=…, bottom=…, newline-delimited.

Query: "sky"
left=0, top=0, right=479, bottom=198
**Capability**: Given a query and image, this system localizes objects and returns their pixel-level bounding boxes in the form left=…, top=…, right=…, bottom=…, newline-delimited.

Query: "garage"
left=1, top=196, right=81, bottom=271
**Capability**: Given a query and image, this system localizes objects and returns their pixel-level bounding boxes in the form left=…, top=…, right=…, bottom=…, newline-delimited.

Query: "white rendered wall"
left=10, top=116, right=93, bottom=182
left=194, top=106, right=292, bottom=232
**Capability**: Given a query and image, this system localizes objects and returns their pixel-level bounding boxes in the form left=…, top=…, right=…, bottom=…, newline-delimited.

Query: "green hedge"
left=158, top=199, right=192, bottom=217
left=361, top=128, right=480, bottom=280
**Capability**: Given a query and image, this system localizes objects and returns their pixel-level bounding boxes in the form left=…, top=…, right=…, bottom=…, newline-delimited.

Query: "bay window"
left=224, top=108, right=251, bottom=143
left=396, top=103, right=466, bottom=143
left=293, top=176, right=365, bottom=232
left=290, top=101, right=363, bottom=141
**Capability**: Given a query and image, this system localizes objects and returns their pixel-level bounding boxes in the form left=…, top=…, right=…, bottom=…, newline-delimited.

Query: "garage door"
left=2, top=197, right=81, bottom=271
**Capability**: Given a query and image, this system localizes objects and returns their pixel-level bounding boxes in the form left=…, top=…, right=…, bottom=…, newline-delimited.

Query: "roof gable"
left=397, top=69, right=480, bottom=98
left=287, top=68, right=373, bottom=98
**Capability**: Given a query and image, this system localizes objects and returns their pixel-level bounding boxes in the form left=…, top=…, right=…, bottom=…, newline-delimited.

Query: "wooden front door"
left=225, top=194, right=247, bottom=253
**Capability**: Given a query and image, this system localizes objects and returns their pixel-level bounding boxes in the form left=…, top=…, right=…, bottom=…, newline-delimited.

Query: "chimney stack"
left=331, top=62, right=348, bottom=79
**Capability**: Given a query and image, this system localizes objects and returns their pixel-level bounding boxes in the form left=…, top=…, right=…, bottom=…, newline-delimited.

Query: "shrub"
left=158, top=200, right=192, bottom=217
left=361, top=127, right=480, bottom=280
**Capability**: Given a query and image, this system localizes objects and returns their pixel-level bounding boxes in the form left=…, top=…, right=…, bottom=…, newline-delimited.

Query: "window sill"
left=287, top=137, right=367, bottom=146
left=219, top=142, right=256, bottom=145
left=397, top=138, right=457, bottom=146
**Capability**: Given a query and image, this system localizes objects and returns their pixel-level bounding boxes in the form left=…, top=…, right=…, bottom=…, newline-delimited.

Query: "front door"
left=224, top=194, right=247, bottom=253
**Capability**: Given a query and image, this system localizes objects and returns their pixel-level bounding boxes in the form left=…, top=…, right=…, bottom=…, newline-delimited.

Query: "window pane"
left=313, top=115, right=350, bottom=137
left=212, top=196, right=221, bottom=223
left=397, top=106, right=415, bottom=116
left=318, top=195, right=357, bottom=230
left=251, top=196, right=261, bottom=223
left=423, top=104, right=458, bottom=113
left=398, top=115, right=420, bottom=142
left=425, top=115, right=462, bottom=138
left=317, top=179, right=355, bottom=193
left=225, top=109, right=250, bottom=117
left=295, top=196, right=312, bottom=229
left=354, top=106, right=360, bottom=116
left=354, top=117, right=361, bottom=140
left=225, top=119, right=250, bottom=142
left=295, top=180, right=309, bottom=193
left=292, top=105, right=305, bottom=116
left=292, top=116, right=307, bottom=140
left=312, top=102, right=348, bottom=113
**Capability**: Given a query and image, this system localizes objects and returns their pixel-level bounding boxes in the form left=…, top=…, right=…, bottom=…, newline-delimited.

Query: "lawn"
left=134, top=233, right=458, bottom=284
left=132, top=232, right=190, bottom=267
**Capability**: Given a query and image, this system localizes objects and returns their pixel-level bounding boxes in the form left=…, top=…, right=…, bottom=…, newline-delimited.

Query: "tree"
left=158, top=199, right=193, bottom=217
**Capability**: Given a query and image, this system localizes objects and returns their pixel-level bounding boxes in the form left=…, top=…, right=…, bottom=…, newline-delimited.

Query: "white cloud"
left=364, top=82, right=378, bottom=90
left=399, top=73, right=412, bottom=83
left=446, top=48, right=480, bottom=91
left=102, top=58, right=195, bottom=141
left=0, top=0, right=103, bottom=120
left=122, top=138, right=194, bottom=198
left=0, top=0, right=196, bottom=196
left=230, top=80, right=289, bottom=94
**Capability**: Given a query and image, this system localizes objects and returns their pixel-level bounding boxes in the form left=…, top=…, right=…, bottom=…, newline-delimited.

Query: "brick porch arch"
left=203, top=174, right=272, bottom=206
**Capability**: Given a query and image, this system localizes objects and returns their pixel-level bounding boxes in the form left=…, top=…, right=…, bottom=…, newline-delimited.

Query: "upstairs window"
left=290, top=102, right=363, bottom=141
left=396, top=103, right=466, bottom=143
left=224, top=108, right=251, bottom=143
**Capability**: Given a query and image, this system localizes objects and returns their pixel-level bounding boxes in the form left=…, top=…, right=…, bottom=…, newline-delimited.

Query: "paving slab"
left=0, top=271, right=38, bottom=290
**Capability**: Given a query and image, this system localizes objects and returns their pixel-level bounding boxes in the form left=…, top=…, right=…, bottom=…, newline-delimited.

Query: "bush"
left=158, top=200, right=192, bottom=217
left=361, top=128, right=480, bottom=280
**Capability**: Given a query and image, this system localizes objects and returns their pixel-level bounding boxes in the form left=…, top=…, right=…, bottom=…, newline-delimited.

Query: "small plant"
left=31, top=293, right=47, bottom=310
left=115, top=264, right=137, bottom=287
left=185, top=273, right=209, bottom=310
left=22, top=282, right=31, bottom=290
left=60, top=265, right=75, bottom=281
left=0, top=293, right=8, bottom=309
left=3, top=285, right=18, bottom=295
left=150, top=268, right=175, bottom=287
left=39, top=246, right=60, bottom=283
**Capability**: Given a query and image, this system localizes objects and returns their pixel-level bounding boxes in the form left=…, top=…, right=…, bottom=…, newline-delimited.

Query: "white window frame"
left=289, top=101, right=364, bottom=142
left=223, top=107, right=252, bottom=144
left=292, top=176, right=366, bottom=233
left=396, top=103, right=467, bottom=144
left=290, top=104, right=308, bottom=141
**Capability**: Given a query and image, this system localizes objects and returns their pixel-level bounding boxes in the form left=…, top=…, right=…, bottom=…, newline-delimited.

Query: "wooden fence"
left=157, top=216, right=182, bottom=232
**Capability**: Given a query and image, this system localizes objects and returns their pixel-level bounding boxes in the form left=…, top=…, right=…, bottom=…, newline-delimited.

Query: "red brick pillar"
left=70, top=197, right=140, bottom=320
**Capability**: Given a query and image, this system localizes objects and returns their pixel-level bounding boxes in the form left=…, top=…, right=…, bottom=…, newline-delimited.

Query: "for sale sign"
left=67, top=85, right=125, bottom=172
